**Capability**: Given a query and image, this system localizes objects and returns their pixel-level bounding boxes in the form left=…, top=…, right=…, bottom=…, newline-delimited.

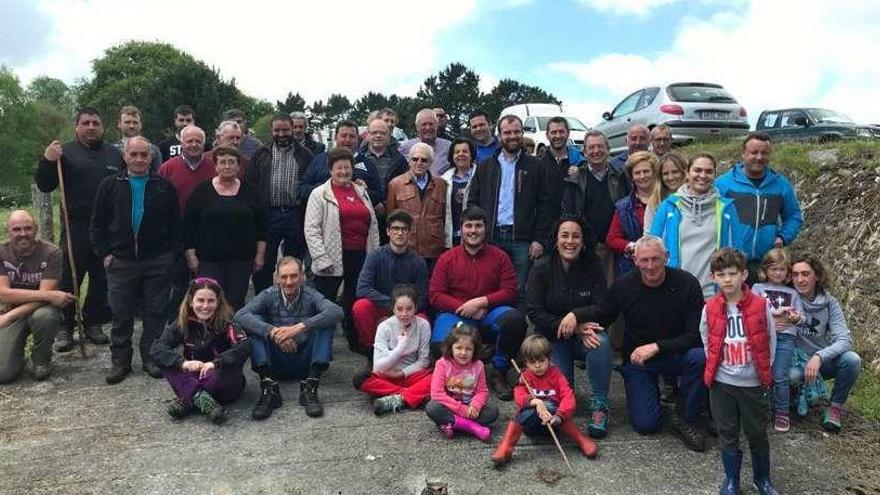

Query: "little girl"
left=752, top=248, right=805, bottom=433
left=425, top=323, right=498, bottom=441
left=353, top=284, right=433, bottom=415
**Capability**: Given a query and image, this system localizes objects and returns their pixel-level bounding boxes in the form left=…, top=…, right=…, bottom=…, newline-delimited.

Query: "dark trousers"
left=60, top=221, right=110, bottom=330
left=254, top=206, right=306, bottom=294
left=106, top=252, right=173, bottom=367
left=312, top=249, right=366, bottom=348
left=165, top=255, right=190, bottom=324
left=163, top=365, right=246, bottom=405
left=515, top=402, right=559, bottom=436
left=425, top=400, right=499, bottom=426
left=709, top=382, right=770, bottom=454
left=198, top=260, right=252, bottom=310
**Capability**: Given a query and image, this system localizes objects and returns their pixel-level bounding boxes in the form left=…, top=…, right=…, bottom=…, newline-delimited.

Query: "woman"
left=150, top=277, right=251, bottom=424
left=525, top=218, right=612, bottom=439
left=644, top=152, right=687, bottom=229
left=386, top=142, right=449, bottom=268
left=184, top=146, right=266, bottom=309
left=305, top=147, right=380, bottom=349
left=441, top=137, right=477, bottom=247
left=606, top=151, right=659, bottom=277
left=790, top=254, right=861, bottom=432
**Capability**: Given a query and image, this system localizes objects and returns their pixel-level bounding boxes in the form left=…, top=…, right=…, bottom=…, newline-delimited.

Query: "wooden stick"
left=56, top=159, right=87, bottom=357
left=510, top=359, right=576, bottom=475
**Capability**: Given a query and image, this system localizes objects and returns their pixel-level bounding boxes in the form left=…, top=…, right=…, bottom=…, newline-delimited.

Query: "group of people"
left=0, top=101, right=864, bottom=494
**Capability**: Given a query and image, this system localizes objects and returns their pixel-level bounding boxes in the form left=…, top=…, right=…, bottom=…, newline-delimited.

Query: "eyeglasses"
left=410, top=157, right=430, bottom=163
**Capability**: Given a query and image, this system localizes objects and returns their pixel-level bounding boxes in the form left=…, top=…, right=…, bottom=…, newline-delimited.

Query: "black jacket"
left=560, top=165, right=629, bottom=243
left=246, top=141, right=314, bottom=208
left=150, top=319, right=251, bottom=370
left=466, top=149, right=552, bottom=245
left=89, top=171, right=181, bottom=260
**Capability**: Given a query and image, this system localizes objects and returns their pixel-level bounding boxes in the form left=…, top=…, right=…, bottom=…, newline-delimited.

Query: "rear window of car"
left=667, top=84, right=737, bottom=104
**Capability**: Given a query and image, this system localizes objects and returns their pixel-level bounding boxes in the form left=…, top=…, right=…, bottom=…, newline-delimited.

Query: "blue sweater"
left=355, top=245, right=429, bottom=311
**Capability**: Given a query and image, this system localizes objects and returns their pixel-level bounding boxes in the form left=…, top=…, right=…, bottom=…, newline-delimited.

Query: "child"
left=353, top=284, right=433, bottom=415
left=752, top=247, right=806, bottom=432
left=491, top=335, right=598, bottom=467
left=425, top=323, right=498, bottom=441
left=701, top=248, right=778, bottom=495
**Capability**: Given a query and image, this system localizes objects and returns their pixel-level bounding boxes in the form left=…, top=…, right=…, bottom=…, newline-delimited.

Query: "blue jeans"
left=622, top=348, right=707, bottom=433
left=771, top=333, right=796, bottom=413
left=254, top=206, right=306, bottom=294
left=551, top=333, right=612, bottom=403
left=790, top=350, right=861, bottom=405
left=492, top=227, right=530, bottom=301
left=249, top=325, right=334, bottom=380
left=432, top=306, right=527, bottom=370
left=515, top=401, right=559, bottom=436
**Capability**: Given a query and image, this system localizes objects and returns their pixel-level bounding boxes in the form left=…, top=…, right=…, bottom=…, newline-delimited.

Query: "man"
left=221, top=109, right=262, bottom=159
left=156, top=105, right=197, bottom=162
left=235, top=257, right=343, bottom=420
left=610, top=124, right=650, bottom=173
left=468, top=114, right=552, bottom=295
left=378, top=107, right=405, bottom=146
left=115, top=106, right=162, bottom=172
left=575, top=235, right=708, bottom=451
left=715, top=132, right=803, bottom=280
left=468, top=109, right=500, bottom=164
left=90, top=137, right=181, bottom=384
left=158, top=125, right=217, bottom=213
left=290, top=111, right=326, bottom=156
left=429, top=206, right=527, bottom=400
left=434, top=107, right=457, bottom=141
left=398, top=109, right=452, bottom=176
left=0, top=211, right=74, bottom=382
left=541, top=116, right=584, bottom=220
left=247, top=114, right=314, bottom=293
left=352, top=210, right=428, bottom=353
left=357, top=118, right=409, bottom=242
left=36, top=107, right=122, bottom=351
left=205, top=120, right=251, bottom=177
left=299, top=120, right=383, bottom=204
left=650, top=124, right=673, bottom=156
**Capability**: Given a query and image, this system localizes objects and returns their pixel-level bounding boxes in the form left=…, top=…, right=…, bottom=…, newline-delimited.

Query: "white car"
left=523, top=115, right=589, bottom=154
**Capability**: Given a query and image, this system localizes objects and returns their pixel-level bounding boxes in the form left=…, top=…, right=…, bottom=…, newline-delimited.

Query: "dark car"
left=756, top=107, right=880, bottom=142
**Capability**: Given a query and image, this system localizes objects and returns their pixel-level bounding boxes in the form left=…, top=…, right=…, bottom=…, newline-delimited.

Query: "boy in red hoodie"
left=492, top=335, right=598, bottom=466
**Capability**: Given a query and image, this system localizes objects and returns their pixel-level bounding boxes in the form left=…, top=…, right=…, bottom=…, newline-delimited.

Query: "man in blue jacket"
left=715, top=132, right=803, bottom=280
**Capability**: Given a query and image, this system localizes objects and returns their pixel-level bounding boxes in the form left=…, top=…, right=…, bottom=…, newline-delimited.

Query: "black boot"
left=106, top=364, right=131, bottom=385
left=251, top=378, right=282, bottom=420
left=84, top=325, right=109, bottom=345
left=300, top=378, right=324, bottom=417
left=751, top=450, right=779, bottom=495
left=54, top=329, right=74, bottom=353
left=719, top=449, right=742, bottom=495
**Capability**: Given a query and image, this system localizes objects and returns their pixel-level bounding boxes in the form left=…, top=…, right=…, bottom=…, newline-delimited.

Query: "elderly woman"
left=606, top=151, right=659, bottom=277
left=441, top=137, right=477, bottom=247
left=644, top=152, right=687, bottom=229
left=526, top=217, right=612, bottom=439
left=305, top=148, right=380, bottom=350
left=790, top=254, right=861, bottom=432
left=184, top=146, right=266, bottom=309
left=386, top=142, right=449, bottom=269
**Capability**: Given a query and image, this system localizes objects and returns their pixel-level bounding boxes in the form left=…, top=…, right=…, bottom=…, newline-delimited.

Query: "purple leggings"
left=164, top=365, right=246, bottom=405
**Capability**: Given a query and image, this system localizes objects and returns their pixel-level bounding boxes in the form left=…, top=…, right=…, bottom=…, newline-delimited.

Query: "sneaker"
left=373, top=393, right=405, bottom=416
left=167, top=398, right=196, bottom=419
left=193, top=391, right=227, bottom=424
left=106, top=365, right=131, bottom=385
left=490, top=368, right=513, bottom=401
left=587, top=398, right=609, bottom=439
left=252, top=379, right=282, bottom=420
left=54, top=329, right=75, bottom=353
left=439, top=423, right=454, bottom=439
left=670, top=413, right=706, bottom=452
left=84, top=325, right=109, bottom=345
left=31, top=363, right=51, bottom=381
left=299, top=378, right=324, bottom=418
left=822, top=404, right=842, bottom=433
left=774, top=412, right=791, bottom=433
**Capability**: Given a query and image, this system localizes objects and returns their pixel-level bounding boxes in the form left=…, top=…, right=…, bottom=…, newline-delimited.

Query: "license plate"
left=700, top=111, right=732, bottom=120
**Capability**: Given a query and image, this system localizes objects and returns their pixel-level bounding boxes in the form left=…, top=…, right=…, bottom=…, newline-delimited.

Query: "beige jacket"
left=305, top=179, right=379, bottom=277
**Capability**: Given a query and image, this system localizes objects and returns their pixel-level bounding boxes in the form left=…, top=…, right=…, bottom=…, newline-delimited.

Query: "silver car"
left=594, top=82, right=750, bottom=153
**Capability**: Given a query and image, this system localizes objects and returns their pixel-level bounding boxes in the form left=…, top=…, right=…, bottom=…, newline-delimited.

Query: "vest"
left=703, top=286, right=772, bottom=389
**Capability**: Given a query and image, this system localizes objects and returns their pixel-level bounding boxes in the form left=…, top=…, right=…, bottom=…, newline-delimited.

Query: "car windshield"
left=536, top=117, right=589, bottom=131
left=667, top=84, right=737, bottom=103
left=806, top=108, right=854, bottom=124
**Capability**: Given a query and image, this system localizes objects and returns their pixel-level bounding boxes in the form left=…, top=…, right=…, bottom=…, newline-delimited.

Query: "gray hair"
left=123, top=135, right=152, bottom=155
left=627, top=124, right=650, bottom=139
left=180, top=125, right=206, bottom=142
left=633, top=234, right=667, bottom=257
left=409, top=142, right=434, bottom=162
left=216, top=120, right=241, bottom=135
left=290, top=111, right=307, bottom=123
left=415, top=108, right=437, bottom=125
left=275, top=256, right=304, bottom=275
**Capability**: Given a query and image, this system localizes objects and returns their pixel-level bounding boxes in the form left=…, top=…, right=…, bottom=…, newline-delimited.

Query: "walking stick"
left=510, top=359, right=576, bottom=475
left=56, top=159, right=87, bottom=357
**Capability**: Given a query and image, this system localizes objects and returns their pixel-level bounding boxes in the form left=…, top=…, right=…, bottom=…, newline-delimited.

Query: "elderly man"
left=399, top=108, right=452, bottom=176
left=91, top=137, right=181, bottom=384
left=157, top=105, right=198, bottom=162
left=610, top=124, right=650, bottom=173
left=0, top=211, right=75, bottom=382
left=158, top=125, right=217, bottom=213
left=650, top=124, right=673, bottom=156
left=235, top=256, right=343, bottom=420
left=115, top=105, right=162, bottom=173
left=221, top=109, right=262, bottom=158
left=36, top=107, right=122, bottom=351
left=576, top=235, right=707, bottom=451
left=468, top=109, right=500, bottom=164
left=434, top=107, right=457, bottom=141
left=359, top=117, right=408, bottom=187
left=291, top=111, right=326, bottom=156
left=205, top=120, right=251, bottom=177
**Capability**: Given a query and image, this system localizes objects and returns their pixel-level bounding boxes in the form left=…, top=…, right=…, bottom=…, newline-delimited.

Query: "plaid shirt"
left=269, top=144, right=300, bottom=207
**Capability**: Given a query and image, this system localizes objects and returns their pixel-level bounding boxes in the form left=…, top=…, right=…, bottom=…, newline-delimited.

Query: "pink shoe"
left=438, top=423, right=454, bottom=439
left=452, top=415, right=491, bottom=442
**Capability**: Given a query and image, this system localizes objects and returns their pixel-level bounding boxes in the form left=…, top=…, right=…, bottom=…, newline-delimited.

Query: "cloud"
left=0, top=0, right=53, bottom=66
left=574, top=0, right=682, bottom=17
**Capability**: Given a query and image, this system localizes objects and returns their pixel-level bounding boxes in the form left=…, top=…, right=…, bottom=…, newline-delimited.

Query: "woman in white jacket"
left=440, top=137, right=477, bottom=247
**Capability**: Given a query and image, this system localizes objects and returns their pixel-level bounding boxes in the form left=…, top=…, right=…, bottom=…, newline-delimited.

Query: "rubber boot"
left=751, top=450, right=779, bottom=495
left=719, top=448, right=742, bottom=495
left=559, top=419, right=598, bottom=458
left=491, top=421, right=523, bottom=467
left=452, top=415, right=491, bottom=442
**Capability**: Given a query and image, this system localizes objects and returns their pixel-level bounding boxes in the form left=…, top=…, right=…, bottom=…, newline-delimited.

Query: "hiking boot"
left=142, top=361, right=163, bottom=379
left=670, top=413, right=706, bottom=452
left=490, top=368, right=513, bottom=401
left=822, top=404, right=842, bottom=433
left=300, top=378, right=324, bottom=417
left=587, top=398, right=609, bottom=439
left=193, top=390, right=227, bottom=424
left=106, top=365, right=131, bottom=385
left=84, top=325, right=109, bottom=345
left=54, top=329, right=74, bottom=353
left=167, top=398, right=196, bottom=419
left=252, top=378, right=282, bottom=420
left=31, top=363, right=51, bottom=381
left=373, top=393, right=405, bottom=416
left=773, top=412, right=790, bottom=433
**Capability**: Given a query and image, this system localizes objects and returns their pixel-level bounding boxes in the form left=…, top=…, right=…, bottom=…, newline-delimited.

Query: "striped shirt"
left=269, top=144, right=300, bottom=207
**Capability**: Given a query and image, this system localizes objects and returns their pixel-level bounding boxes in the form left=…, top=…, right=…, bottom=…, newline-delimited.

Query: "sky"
left=4, top=0, right=879, bottom=127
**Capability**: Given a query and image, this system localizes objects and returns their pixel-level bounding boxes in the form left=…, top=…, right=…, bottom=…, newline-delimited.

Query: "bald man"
left=610, top=124, right=650, bottom=174
left=0, top=211, right=75, bottom=382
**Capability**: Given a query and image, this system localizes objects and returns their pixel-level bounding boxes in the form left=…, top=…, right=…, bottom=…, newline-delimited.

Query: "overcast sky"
left=4, top=0, right=879, bottom=126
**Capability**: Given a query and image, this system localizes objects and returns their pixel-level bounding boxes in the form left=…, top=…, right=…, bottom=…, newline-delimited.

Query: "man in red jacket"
left=429, top=206, right=527, bottom=400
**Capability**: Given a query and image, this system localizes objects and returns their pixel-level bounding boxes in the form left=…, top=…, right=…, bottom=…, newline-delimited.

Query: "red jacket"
left=513, top=366, right=576, bottom=421
left=428, top=244, right=517, bottom=312
left=703, top=286, right=773, bottom=389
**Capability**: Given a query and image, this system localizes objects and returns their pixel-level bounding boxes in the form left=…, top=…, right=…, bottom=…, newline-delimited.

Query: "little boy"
left=701, top=248, right=778, bottom=495
left=491, top=335, right=598, bottom=466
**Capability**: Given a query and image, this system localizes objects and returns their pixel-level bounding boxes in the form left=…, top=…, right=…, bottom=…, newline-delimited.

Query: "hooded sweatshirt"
left=796, top=290, right=853, bottom=362
left=677, top=185, right=721, bottom=299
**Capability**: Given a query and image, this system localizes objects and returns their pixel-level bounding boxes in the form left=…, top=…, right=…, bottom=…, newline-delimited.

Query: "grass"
left=849, top=367, right=880, bottom=422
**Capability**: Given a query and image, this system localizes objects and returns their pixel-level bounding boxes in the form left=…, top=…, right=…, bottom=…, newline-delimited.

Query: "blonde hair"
left=758, top=247, right=793, bottom=283
left=648, top=152, right=687, bottom=211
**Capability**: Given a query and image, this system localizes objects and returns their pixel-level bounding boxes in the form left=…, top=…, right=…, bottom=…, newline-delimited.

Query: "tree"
left=276, top=92, right=306, bottom=114
left=480, top=78, right=561, bottom=123
left=325, top=94, right=352, bottom=127
left=0, top=66, right=42, bottom=205
left=26, top=76, right=77, bottom=117
left=417, top=62, right=481, bottom=134
left=350, top=92, right=397, bottom=126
